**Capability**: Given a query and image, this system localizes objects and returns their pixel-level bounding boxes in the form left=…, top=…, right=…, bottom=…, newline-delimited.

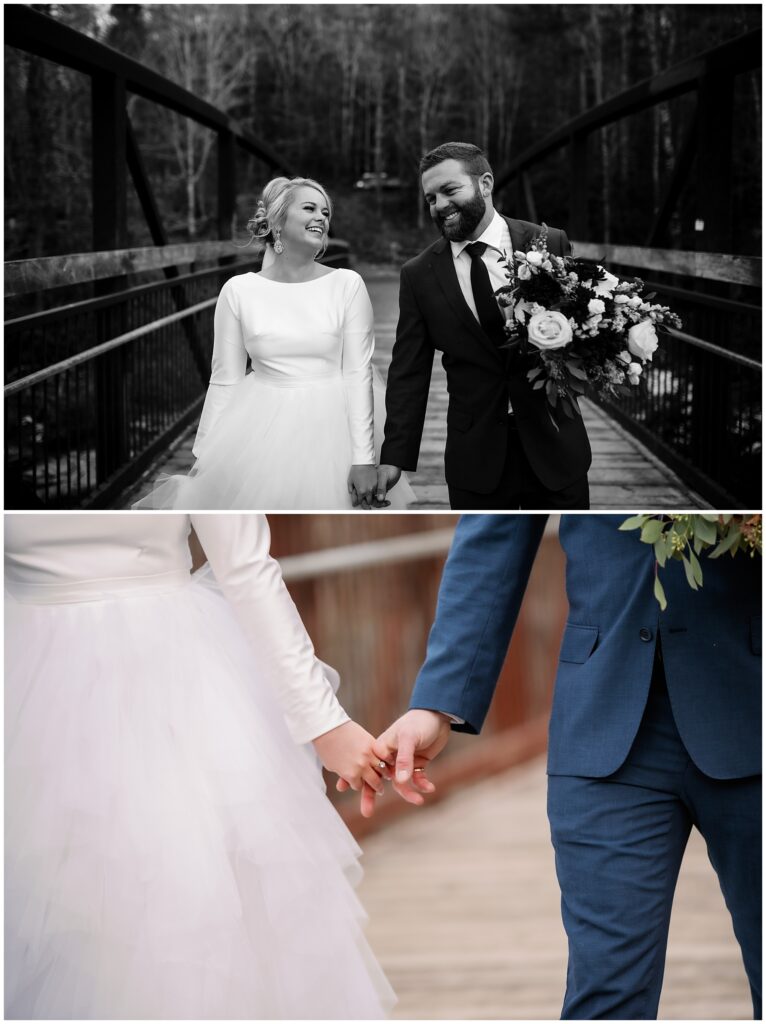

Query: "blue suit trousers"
left=548, top=657, right=762, bottom=1019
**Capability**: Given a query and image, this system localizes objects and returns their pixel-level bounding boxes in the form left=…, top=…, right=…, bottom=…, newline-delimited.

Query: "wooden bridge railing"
left=267, top=515, right=566, bottom=837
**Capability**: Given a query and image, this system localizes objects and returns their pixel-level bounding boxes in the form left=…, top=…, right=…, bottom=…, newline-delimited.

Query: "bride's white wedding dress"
left=5, top=513, right=395, bottom=1019
left=136, top=269, right=415, bottom=509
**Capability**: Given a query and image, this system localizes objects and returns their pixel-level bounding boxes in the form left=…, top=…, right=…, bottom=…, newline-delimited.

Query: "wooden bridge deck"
left=357, top=756, right=752, bottom=1020
left=122, top=266, right=706, bottom=511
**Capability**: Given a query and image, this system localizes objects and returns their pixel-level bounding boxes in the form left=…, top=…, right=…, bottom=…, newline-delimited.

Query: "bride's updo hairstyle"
left=246, top=176, right=333, bottom=258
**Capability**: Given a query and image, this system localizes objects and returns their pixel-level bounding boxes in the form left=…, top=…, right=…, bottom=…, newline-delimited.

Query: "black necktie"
left=465, top=241, right=506, bottom=347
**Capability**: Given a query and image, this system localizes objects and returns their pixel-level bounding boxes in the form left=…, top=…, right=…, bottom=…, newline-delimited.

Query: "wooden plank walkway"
left=357, top=756, right=752, bottom=1020
left=121, top=267, right=706, bottom=510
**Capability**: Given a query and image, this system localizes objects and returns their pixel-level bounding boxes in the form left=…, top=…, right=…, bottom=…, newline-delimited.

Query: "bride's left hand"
left=349, top=465, right=389, bottom=509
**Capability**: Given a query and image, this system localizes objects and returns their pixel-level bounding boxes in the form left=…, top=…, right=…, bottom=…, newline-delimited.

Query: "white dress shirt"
left=450, top=209, right=513, bottom=324
left=450, top=209, right=514, bottom=412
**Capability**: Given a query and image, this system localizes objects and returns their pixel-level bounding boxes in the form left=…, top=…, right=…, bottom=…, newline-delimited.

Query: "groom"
left=372, top=515, right=762, bottom=1019
left=377, top=142, right=591, bottom=510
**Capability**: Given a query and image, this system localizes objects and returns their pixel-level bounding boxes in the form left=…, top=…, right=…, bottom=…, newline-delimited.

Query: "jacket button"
left=639, top=627, right=653, bottom=642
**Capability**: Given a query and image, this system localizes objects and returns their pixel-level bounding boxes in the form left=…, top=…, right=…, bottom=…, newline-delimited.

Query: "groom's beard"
left=435, top=184, right=487, bottom=241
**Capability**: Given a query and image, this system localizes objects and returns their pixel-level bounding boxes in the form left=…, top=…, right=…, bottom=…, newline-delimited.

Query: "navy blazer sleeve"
left=410, top=514, right=549, bottom=733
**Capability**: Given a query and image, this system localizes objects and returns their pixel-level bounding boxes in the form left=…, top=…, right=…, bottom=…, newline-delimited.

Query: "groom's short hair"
left=419, top=142, right=492, bottom=179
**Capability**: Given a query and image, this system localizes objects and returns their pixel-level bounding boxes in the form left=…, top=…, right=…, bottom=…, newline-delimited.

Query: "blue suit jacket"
left=410, top=515, right=761, bottom=780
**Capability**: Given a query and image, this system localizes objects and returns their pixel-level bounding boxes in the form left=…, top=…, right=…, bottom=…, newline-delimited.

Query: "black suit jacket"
left=380, top=216, right=592, bottom=494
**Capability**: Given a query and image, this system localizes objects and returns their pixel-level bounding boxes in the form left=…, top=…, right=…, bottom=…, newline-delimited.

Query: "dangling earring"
left=273, top=228, right=284, bottom=255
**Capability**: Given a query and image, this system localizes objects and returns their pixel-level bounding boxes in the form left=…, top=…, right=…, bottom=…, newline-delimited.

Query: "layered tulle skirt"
left=137, top=371, right=415, bottom=510
left=5, top=574, right=395, bottom=1019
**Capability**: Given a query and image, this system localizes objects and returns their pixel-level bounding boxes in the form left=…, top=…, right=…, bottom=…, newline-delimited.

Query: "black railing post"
left=696, top=70, right=734, bottom=253
left=92, top=71, right=129, bottom=483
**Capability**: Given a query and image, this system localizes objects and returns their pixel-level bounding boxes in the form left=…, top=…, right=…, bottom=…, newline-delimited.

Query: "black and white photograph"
left=3, top=3, right=761, bottom=510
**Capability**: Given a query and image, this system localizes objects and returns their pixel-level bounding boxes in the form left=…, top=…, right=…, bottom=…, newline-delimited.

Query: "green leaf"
left=688, top=547, right=704, bottom=586
left=654, top=533, right=673, bottom=568
left=527, top=367, right=544, bottom=380
left=654, top=575, right=667, bottom=611
left=692, top=516, right=717, bottom=545
left=709, top=527, right=742, bottom=559
left=640, top=519, right=665, bottom=544
left=565, top=362, right=589, bottom=381
left=532, top=379, right=546, bottom=390
left=619, top=515, right=651, bottom=531
left=681, top=553, right=699, bottom=590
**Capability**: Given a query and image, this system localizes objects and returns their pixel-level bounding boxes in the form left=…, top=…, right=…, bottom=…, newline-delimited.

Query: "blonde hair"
left=246, top=176, right=332, bottom=257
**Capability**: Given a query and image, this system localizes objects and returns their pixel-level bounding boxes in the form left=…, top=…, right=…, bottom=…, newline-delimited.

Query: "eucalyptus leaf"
left=654, top=575, right=668, bottom=611
left=692, top=516, right=717, bottom=545
left=709, top=527, right=743, bottom=559
left=619, top=515, right=651, bottom=531
left=681, top=554, right=699, bottom=590
left=640, top=520, right=664, bottom=544
left=688, top=547, right=704, bottom=585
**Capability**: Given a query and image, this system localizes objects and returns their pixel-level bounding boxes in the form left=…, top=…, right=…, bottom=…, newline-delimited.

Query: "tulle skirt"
left=5, top=574, right=395, bottom=1019
left=137, top=371, right=415, bottom=511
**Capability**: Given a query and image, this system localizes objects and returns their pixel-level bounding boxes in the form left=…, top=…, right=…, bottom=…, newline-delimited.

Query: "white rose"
left=627, top=321, right=659, bottom=361
left=517, top=263, right=532, bottom=281
left=526, top=251, right=543, bottom=266
left=588, top=298, right=606, bottom=316
left=527, top=310, right=573, bottom=350
left=616, top=349, right=631, bottom=364
left=593, top=268, right=620, bottom=297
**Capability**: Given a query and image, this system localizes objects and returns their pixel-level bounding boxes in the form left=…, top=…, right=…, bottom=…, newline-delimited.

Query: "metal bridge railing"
left=4, top=242, right=351, bottom=509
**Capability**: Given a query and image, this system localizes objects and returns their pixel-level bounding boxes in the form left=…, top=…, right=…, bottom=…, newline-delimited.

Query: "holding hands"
left=318, top=709, right=451, bottom=818
left=347, top=463, right=402, bottom=508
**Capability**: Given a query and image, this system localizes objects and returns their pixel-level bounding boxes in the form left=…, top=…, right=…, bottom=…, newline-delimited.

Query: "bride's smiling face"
left=279, top=186, right=331, bottom=255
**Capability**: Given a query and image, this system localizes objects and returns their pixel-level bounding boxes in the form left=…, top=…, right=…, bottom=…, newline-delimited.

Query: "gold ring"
left=413, top=767, right=426, bottom=773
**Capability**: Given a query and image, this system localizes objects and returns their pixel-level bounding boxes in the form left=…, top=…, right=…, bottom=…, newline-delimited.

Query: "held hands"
left=373, top=709, right=451, bottom=807
left=376, top=464, right=401, bottom=504
left=348, top=465, right=390, bottom=509
left=312, top=720, right=386, bottom=818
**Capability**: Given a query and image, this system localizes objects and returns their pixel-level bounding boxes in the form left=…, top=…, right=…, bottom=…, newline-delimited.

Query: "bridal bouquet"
left=495, top=226, right=682, bottom=421
left=619, top=513, right=762, bottom=609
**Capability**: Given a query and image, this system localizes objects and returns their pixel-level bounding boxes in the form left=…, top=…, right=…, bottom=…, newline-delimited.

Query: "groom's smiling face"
left=422, top=159, right=493, bottom=242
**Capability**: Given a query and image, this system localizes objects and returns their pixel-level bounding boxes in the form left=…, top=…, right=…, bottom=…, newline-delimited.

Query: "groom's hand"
left=376, top=464, right=402, bottom=503
left=373, top=709, right=451, bottom=806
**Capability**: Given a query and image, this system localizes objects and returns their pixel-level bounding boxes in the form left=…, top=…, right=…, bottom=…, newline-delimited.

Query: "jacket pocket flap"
left=751, top=615, right=761, bottom=655
left=559, top=623, right=599, bottom=664
left=447, top=407, right=473, bottom=432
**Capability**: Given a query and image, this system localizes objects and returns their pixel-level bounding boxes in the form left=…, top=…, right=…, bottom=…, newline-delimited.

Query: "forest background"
left=4, top=3, right=761, bottom=262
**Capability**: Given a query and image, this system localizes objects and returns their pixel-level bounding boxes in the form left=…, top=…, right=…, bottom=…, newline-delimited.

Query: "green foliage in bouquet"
left=619, top=514, right=762, bottom=610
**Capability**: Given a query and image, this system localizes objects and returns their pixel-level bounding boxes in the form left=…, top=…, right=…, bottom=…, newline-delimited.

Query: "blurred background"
left=268, top=512, right=566, bottom=833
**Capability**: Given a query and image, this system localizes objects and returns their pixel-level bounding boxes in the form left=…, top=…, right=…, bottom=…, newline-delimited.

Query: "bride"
left=137, top=177, right=414, bottom=510
left=5, top=513, right=397, bottom=1019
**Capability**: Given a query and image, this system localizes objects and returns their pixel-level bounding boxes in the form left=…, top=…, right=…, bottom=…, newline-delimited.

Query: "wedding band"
left=377, top=760, right=387, bottom=770
left=413, top=767, right=426, bottom=773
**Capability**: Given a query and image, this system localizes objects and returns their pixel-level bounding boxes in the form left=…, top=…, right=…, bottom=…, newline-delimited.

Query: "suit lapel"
left=428, top=239, right=504, bottom=361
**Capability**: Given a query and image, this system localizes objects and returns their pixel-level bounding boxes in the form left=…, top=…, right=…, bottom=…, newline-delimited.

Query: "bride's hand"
left=348, top=465, right=388, bottom=509
left=312, top=720, right=386, bottom=796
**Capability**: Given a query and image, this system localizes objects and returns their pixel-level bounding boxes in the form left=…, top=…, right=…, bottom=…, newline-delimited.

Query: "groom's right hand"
left=376, top=464, right=402, bottom=503
left=373, top=709, right=451, bottom=806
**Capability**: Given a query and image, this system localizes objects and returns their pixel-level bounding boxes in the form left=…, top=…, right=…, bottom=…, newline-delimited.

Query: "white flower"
left=628, top=296, right=642, bottom=308
left=526, top=251, right=543, bottom=266
left=627, top=321, right=659, bottom=361
left=527, top=310, right=573, bottom=350
left=588, top=298, right=606, bottom=316
left=616, top=349, right=632, bottom=364
left=517, top=263, right=532, bottom=281
left=514, top=299, right=534, bottom=323
left=613, top=293, right=630, bottom=305
left=593, top=268, right=620, bottom=297
left=628, top=362, right=643, bottom=385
